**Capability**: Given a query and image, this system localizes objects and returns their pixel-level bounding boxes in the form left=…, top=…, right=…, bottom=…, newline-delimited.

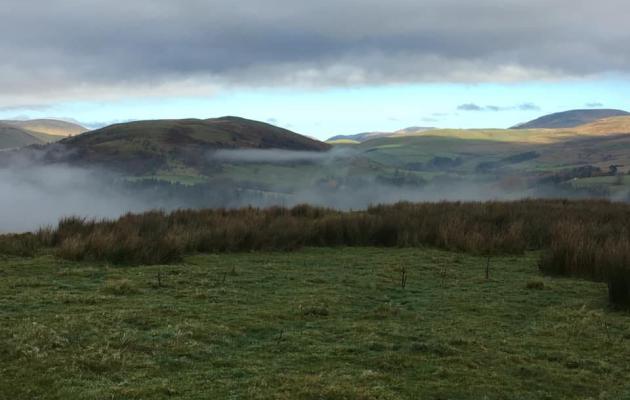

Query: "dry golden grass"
left=378, top=118, right=630, bottom=145
left=572, top=116, right=630, bottom=135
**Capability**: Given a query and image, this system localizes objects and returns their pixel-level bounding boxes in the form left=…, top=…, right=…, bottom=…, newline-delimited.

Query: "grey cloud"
left=1, top=0, right=630, bottom=105
left=457, top=103, right=484, bottom=111
left=0, top=104, right=51, bottom=113
left=458, top=103, right=540, bottom=112
left=518, top=103, right=541, bottom=111
left=586, top=102, right=604, bottom=107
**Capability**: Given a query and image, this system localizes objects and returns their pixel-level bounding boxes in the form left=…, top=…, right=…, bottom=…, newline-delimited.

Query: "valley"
left=4, top=2, right=630, bottom=399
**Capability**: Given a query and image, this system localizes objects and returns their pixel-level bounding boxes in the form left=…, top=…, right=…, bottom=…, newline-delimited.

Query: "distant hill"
left=328, top=126, right=434, bottom=143
left=0, top=123, right=47, bottom=149
left=512, top=109, right=629, bottom=129
left=0, top=119, right=87, bottom=150
left=1, top=119, right=88, bottom=137
left=33, top=116, right=331, bottom=175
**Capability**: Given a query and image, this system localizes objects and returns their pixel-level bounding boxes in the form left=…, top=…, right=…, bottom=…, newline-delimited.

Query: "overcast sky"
left=2, top=0, right=629, bottom=138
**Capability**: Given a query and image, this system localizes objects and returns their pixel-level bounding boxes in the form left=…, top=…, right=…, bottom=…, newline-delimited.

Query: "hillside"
left=349, top=122, right=630, bottom=182
left=7, top=113, right=630, bottom=195
left=2, top=119, right=88, bottom=137
left=0, top=123, right=46, bottom=149
left=0, top=119, right=86, bottom=150
left=39, top=116, right=331, bottom=175
left=571, top=116, right=630, bottom=135
left=512, top=109, right=629, bottom=129
left=328, top=126, right=434, bottom=143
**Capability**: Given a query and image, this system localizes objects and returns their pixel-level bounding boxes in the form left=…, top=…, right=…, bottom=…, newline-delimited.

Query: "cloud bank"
left=1, top=0, right=629, bottom=107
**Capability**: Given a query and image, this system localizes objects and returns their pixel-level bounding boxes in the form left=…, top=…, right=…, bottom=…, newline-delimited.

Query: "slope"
left=328, top=126, right=435, bottom=143
left=512, top=109, right=629, bottom=129
left=0, top=123, right=46, bottom=149
left=1, top=119, right=88, bottom=137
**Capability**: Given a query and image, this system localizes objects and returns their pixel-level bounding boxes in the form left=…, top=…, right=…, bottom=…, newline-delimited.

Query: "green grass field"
left=2, top=247, right=630, bottom=399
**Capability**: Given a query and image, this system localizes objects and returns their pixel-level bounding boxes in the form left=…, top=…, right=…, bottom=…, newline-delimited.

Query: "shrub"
left=0, top=233, right=42, bottom=257
left=539, top=221, right=630, bottom=308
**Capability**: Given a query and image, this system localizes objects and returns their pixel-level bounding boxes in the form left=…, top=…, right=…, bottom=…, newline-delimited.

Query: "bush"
left=0, top=233, right=42, bottom=257
left=539, top=221, right=630, bottom=308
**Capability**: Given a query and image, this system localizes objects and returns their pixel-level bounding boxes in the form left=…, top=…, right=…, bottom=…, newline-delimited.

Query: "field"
left=3, top=247, right=630, bottom=399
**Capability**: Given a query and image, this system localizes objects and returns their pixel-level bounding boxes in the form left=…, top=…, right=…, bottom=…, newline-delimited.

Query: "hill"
left=0, top=119, right=87, bottom=150
left=0, top=123, right=46, bottom=149
left=571, top=116, right=630, bottom=135
left=328, top=126, right=434, bottom=143
left=348, top=123, right=630, bottom=183
left=1, top=119, right=88, bottom=137
left=511, top=109, right=629, bottom=129
left=39, top=116, right=331, bottom=175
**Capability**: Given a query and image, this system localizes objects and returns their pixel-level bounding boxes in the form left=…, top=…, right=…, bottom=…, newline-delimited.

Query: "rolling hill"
left=6, top=112, right=630, bottom=197
left=1, top=119, right=88, bottom=137
left=327, top=126, right=435, bottom=143
left=34, top=116, right=332, bottom=175
left=0, top=119, right=88, bottom=150
left=511, top=109, right=629, bottom=129
left=347, top=117, right=630, bottom=184
left=0, top=123, right=47, bottom=149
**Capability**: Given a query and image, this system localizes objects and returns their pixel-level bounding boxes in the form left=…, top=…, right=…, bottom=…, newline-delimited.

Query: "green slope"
left=353, top=127, right=630, bottom=175
left=49, top=116, right=332, bottom=175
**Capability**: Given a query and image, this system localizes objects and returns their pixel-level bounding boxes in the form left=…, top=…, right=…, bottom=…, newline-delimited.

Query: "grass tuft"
left=101, top=279, right=140, bottom=296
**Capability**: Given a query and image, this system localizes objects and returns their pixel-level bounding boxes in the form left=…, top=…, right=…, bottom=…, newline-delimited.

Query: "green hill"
left=48, top=116, right=332, bottom=175
left=8, top=114, right=630, bottom=194
left=512, top=109, right=629, bottom=129
left=349, top=125, right=630, bottom=183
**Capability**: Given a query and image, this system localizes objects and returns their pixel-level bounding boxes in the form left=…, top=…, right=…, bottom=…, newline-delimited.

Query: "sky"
left=1, top=0, right=629, bottom=139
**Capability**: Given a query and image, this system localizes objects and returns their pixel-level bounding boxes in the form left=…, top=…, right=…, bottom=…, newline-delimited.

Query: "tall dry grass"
left=2, top=199, right=630, bottom=306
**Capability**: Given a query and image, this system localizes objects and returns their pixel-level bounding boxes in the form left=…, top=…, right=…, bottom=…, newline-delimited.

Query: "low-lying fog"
left=0, top=149, right=617, bottom=233
left=0, top=164, right=147, bottom=233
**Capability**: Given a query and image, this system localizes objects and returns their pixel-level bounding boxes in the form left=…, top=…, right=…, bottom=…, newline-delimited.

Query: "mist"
left=0, top=147, right=621, bottom=233
left=209, top=147, right=354, bottom=164
left=0, top=164, right=152, bottom=233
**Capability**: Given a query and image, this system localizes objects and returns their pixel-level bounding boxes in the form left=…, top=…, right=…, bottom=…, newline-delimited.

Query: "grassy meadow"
left=3, top=200, right=630, bottom=398
left=2, top=248, right=630, bottom=399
